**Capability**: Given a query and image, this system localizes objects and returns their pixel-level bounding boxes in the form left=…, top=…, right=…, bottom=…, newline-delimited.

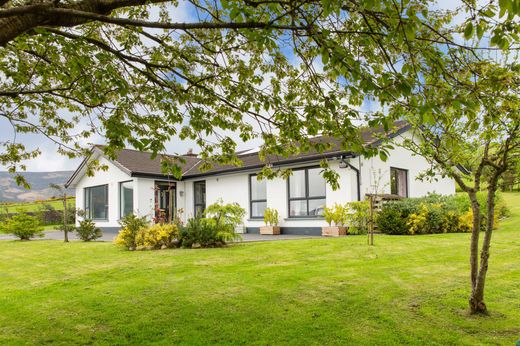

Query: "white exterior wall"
left=74, top=156, right=133, bottom=228
left=133, top=177, right=155, bottom=221
left=356, top=133, right=456, bottom=198
left=182, top=161, right=358, bottom=229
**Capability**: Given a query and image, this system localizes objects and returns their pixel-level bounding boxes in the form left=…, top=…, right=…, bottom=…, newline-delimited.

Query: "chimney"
left=184, top=148, right=197, bottom=157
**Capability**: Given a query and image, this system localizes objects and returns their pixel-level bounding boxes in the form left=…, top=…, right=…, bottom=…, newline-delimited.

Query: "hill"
left=0, top=171, right=74, bottom=202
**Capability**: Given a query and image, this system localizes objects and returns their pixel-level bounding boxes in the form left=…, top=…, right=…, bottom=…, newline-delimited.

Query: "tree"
left=50, top=183, right=73, bottom=242
left=399, top=59, right=520, bottom=314
left=1, top=0, right=518, bottom=187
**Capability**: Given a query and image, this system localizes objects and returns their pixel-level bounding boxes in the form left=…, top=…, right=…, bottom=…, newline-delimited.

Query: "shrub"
left=114, top=214, right=150, bottom=250
left=346, top=201, right=370, bottom=234
left=179, top=202, right=245, bottom=248
left=179, top=216, right=222, bottom=248
left=263, top=208, right=279, bottom=226
left=76, top=219, right=102, bottom=241
left=376, top=208, right=408, bottom=235
left=377, top=192, right=510, bottom=235
left=458, top=210, right=474, bottom=232
left=0, top=212, right=43, bottom=240
left=205, top=200, right=245, bottom=232
left=323, top=203, right=349, bottom=226
left=135, top=223, right=179, bottom=249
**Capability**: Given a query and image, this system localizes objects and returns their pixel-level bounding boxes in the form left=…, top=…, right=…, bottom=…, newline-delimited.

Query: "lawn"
left=0, top=194, right=519, bottom=345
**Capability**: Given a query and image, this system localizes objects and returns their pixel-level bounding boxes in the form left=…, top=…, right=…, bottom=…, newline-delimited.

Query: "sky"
left=0, top=0, right=475, bottom=173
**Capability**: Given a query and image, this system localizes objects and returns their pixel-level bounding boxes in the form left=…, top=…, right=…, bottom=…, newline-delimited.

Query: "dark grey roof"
left=107, top=147, right=201, bottom=178
left=67, top=120, right=410, bottom=185
left=184, top=120, right=410, bottom=177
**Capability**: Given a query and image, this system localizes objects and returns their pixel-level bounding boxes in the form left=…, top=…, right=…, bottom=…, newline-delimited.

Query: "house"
left=65, top=121, right=455, bottom=235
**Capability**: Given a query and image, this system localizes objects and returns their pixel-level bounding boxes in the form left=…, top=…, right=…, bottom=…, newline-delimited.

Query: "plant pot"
left=322, top=226, right=347, bottom=237
left=260, top=226, right=281, bottom=235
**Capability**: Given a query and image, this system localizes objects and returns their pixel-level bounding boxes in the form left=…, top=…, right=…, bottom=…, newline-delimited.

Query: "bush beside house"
left=376, top=193, right=510, bottom=235
left=75, top=219, right=103, bottom=241
left=114, top=201, right=245, bottom=250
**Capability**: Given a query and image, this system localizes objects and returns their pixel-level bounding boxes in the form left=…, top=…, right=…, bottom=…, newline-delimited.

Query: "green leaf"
left=464, top=22, right=474, bottom=39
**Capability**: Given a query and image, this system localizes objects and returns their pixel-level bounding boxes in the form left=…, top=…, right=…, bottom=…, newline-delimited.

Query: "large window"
left=390, top=167, right=408, bottom=197
left=249, top=174, right=267, bottom=219
left=288, top=167, right=326, bottom=217
left=194, top=181, right=206, bottom=216
left=120, top=181, right=134, bottom=218
left=84, top=185, right=108, bottom=220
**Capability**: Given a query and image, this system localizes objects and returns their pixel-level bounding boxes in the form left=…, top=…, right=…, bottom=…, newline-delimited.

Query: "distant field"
left=0, top=197, right=75, bottom=213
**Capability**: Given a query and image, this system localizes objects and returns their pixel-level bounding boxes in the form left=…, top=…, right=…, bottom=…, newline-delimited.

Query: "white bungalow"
left=65, top=121, right=455, bottom=235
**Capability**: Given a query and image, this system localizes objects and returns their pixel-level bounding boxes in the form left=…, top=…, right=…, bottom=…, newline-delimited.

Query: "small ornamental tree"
left=204, top=199, right=245, bottom=241
left=399, top=60, right=520, bottom=314
left=49, top=183, right=72, bottom=242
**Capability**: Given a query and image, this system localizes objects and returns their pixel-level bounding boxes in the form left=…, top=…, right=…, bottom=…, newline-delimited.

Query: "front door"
left=155, top=182, right=176, bottom=223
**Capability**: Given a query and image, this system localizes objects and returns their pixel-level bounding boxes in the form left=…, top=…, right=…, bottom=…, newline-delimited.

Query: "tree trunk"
left=469, top=176, right=499, bottom=314
left=63, top=193, right=69, bottom=243
left=468, top=191, right=480, bottom=290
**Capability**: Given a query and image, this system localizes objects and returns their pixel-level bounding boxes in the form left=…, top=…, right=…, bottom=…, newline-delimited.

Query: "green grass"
left=0, top=194, right=519, bottom=345
left=0, top=197, right=75, bottom=213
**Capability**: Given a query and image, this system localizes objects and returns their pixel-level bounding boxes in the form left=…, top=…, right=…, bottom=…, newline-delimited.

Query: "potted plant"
left=322, top=203, right=348, bottom=236
left=260, top=208, right=280, bottom=235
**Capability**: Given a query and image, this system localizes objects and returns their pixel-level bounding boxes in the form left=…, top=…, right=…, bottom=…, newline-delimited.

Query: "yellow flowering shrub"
left=458, top=210, right=473, bottom=232
left=406, top=204, right=428, bottom=235
left=135, top=223, right=179, bottom=249
left=114, top=227, right=135, bottom=248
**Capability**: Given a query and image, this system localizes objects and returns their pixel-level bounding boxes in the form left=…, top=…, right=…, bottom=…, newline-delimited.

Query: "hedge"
left=376, top=193, right=510, bottom=235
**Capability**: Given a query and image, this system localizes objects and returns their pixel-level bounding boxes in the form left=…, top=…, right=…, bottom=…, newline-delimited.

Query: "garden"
left=0, top=193, right=518, bottom=345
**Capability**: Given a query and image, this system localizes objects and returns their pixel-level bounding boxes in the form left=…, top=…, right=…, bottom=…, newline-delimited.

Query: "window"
left=120, top=181, right=134, bottom=218
left=390, top=167, right=408, bottom=197
left=84, top=185, right=108, bottom=220
left=288, top=167, right=326, bottom=217
left=249, top=174, right=267, bottom=218
left=194, top=181, right=206, bottom=216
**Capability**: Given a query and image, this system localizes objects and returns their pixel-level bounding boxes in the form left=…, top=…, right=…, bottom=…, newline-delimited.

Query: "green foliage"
left=377, top=193, right=510, bottom=235
left=178, top=200, right=244, bottom=248
left=134, top=223, right=179, bottom=250
left=376, top=208, right=408, bottom=235
left=114, top=214, right=150, bottom=250
left=2, top=1, right=516, bottom=189
left=263, top=208, right=279, bottom=226
left=204, top=199, right=245, bottom=232
left=179, top=216, right=224, bottom=248
left=346, top=201, right=370, bottom=235
left=75, top=219, right=102, bottom=242
left=0, top=212, right=43, bottom=240
left=323, top=203, right=349, bottom=226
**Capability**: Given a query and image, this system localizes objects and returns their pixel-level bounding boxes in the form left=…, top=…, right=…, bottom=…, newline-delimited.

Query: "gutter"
left=346, top=159, right=361, bottom=202
left=182, top=151, right=356, bottom=179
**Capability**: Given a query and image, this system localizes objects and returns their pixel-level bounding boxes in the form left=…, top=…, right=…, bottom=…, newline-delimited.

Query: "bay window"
left=84, top=184, right=108, bottom=220
left=120, top=181, right=134, bottom=218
